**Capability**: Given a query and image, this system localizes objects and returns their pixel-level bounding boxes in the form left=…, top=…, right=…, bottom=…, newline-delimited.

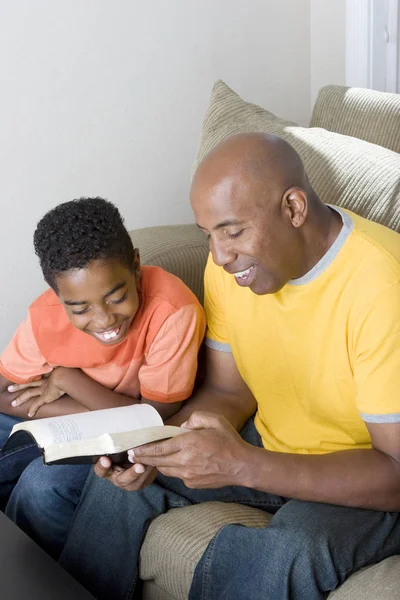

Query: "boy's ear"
left=133, top=248, right=141, bottom=280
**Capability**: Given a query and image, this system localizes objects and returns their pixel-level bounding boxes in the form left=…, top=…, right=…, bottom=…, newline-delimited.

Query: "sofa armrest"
left=129, top=224, right=209, bottom=304
left=310, top=85, right=400, bottom=153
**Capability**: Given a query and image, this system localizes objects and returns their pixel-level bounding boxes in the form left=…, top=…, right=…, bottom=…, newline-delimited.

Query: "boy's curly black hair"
left=34, top=197, right=135, bottom=291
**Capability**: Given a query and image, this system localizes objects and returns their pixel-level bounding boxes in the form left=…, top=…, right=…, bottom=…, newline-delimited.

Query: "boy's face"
left=55, top=255, right=141, bottom=346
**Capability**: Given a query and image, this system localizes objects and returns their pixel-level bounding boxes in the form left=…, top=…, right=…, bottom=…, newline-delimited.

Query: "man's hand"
left=132, top=411, right=252, bottom=489
left=9, top=368, right=65, bottom=417
left=94, top=456, right=157, bottom=491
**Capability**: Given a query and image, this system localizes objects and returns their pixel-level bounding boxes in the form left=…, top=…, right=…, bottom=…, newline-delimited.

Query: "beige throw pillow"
left=194, top=80, right=400, bottom=233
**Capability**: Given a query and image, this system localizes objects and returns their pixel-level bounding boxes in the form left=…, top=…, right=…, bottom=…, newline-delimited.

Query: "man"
left=60, top=134, right=400, bottom=600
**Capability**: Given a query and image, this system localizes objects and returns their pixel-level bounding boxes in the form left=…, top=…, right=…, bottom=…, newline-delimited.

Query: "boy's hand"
left=9, top=369, right=65, bottom=417
left=94, top=456, right=157, bottom=491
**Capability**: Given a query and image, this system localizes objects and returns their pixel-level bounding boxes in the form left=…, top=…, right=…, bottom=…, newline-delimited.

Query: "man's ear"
left=283, top=187, right=308, bottom=228
left=133, top=248, right=141, bottom=280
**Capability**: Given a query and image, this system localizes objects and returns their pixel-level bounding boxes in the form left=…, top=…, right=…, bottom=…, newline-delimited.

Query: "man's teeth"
left=101, top=328, right=120, bottom=340
left=234, top=266, right=254, bottom=279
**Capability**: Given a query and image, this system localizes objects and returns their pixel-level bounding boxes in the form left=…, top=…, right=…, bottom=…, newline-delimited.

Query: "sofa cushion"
left=194, top=80, right=400, bottom=233
left=310, top=85, right=400, bottom=153
left=328, top=556, right=400, bottom=600
left=130, top=224, right=208, bottom=303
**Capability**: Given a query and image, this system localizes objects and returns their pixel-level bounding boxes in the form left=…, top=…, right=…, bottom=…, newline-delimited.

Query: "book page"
left=10, top=404, right=163, bottom=449
left=111, top=426, right=189, bottom=451
left=45, top=425, right=189, bottom=464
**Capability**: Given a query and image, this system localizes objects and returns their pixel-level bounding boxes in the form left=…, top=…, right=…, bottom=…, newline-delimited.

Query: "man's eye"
left=72, top=307, right=89, bottom=316
left=227, top=230, right=244, bottom=239
left=110, top=292, right=128, bottom=305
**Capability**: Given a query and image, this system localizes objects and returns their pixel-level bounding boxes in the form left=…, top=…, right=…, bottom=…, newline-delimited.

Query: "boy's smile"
left=91, top=319, right=131, bottom=344
left=56, top=256, right=141, bottom=346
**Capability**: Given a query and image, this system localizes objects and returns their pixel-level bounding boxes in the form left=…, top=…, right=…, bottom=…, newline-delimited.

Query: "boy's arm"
left=54, top=368, right=183, bottom=420
left=0, top=373, right=88, bottom=419
left=0, top=315, right=88, bottom=418
left=33, top=302, right=205, bottom=419
left=9, top=368, right=138, bottom=413
left=0, top=311, right=154, bottom=418
left=55, top=368, right=184, bottom=420
left=54, top=300, right=206, bottom=421
left=9, top=368, right=181, bottom=420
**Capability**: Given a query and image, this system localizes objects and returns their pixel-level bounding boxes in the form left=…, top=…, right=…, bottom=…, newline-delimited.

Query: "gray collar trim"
left=288, top=205, right=354, bottom=286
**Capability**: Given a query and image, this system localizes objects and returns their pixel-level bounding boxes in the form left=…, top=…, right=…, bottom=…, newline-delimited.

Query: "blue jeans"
left=0, top=413, right=91, bottom=558
left=59, top=419, right=400, bottom=600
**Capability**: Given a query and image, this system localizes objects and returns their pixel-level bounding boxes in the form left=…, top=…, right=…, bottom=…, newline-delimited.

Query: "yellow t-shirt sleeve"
left=204, top=254, right=231, bottom=351
left=353, top=281, right=400, bottom=422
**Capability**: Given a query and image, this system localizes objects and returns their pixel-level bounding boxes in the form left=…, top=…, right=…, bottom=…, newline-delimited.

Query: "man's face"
left=191, top=175, right=298, bottom=295
left=55, top=257, right=140, bottom=345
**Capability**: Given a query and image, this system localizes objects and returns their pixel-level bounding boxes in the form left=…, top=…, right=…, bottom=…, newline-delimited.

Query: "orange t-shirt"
left=0, top=266, right=206, bottom=403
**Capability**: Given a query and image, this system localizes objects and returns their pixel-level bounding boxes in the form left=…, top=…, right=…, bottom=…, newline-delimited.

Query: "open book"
left=2, top=404, right=186, bottom=465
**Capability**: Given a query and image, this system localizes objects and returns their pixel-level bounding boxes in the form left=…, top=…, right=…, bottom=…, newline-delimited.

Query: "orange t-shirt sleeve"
left=139, top=303, right=206, bottom=403
left=0, top=315, right=52, bottom=384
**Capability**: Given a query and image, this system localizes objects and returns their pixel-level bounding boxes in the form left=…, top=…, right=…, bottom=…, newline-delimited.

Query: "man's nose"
left=210, top=239, right=235, bottom=267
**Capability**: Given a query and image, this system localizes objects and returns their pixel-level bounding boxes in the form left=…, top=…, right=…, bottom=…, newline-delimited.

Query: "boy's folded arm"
left=55, top=367, right=183, bottom=419
left=0, top=374, right=26, bottom=412
left=1, top=370, right=180, bottom=421
left=54, top=367, right=141, bottom=411
left=0, top=373, right=88, bottom=419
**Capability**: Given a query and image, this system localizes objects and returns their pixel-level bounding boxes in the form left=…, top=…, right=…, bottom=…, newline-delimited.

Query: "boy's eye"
left=110, top=292, right=128, bottom=305
left=71, top=307, right=89, bottom=316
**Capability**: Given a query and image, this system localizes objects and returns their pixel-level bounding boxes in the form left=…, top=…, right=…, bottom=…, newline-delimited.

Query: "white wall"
left=0, top=0, right=311, bottom=349
left=310, top=0, right=346, bottom=107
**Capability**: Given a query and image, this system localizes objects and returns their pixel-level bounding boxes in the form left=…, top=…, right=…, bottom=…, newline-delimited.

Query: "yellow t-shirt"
left=204, top=207, right=400, bottom=454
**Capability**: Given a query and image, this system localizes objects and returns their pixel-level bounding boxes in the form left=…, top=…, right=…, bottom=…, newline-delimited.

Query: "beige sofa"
left=130, top=82, right=400, bottom=600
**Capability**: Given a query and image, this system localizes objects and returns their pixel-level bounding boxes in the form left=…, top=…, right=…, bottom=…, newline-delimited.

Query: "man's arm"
left=237, top=421, right=400, bottom=512
left=94, top=346, right=400, bottom=510
left=94, top=347, right=257, bottom=491
left=134, top=413, right=400, bottom=512
left=129, top=346, right=400, bottom=511
left=166, top=347, right=257, bottom=429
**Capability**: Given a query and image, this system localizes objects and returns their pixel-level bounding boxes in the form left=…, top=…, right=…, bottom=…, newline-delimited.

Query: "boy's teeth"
left=101, top=328, right=120, bottom=340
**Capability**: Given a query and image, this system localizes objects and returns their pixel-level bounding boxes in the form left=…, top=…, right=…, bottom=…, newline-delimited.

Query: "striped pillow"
left=194, top=80, right=400, bottom=233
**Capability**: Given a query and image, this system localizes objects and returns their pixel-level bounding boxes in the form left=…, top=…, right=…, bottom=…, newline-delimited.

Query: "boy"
left=0, top=197, right=205, bottom=558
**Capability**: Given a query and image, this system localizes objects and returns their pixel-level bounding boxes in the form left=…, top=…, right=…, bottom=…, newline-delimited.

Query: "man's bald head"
left=189, top=132, right=338, bottom=296
left=192, top=132, right=312, bottom=209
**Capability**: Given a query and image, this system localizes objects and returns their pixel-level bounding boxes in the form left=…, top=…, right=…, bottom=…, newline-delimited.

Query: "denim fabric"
left=190, top=500, right=400, bottom=600
left=0, top=413, right=39, bottom=509
left=0, top=412, right=90, bottom=557
left=60, top=418, right=400, bottom=600
left=60, top=419, right=283, bottom=599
